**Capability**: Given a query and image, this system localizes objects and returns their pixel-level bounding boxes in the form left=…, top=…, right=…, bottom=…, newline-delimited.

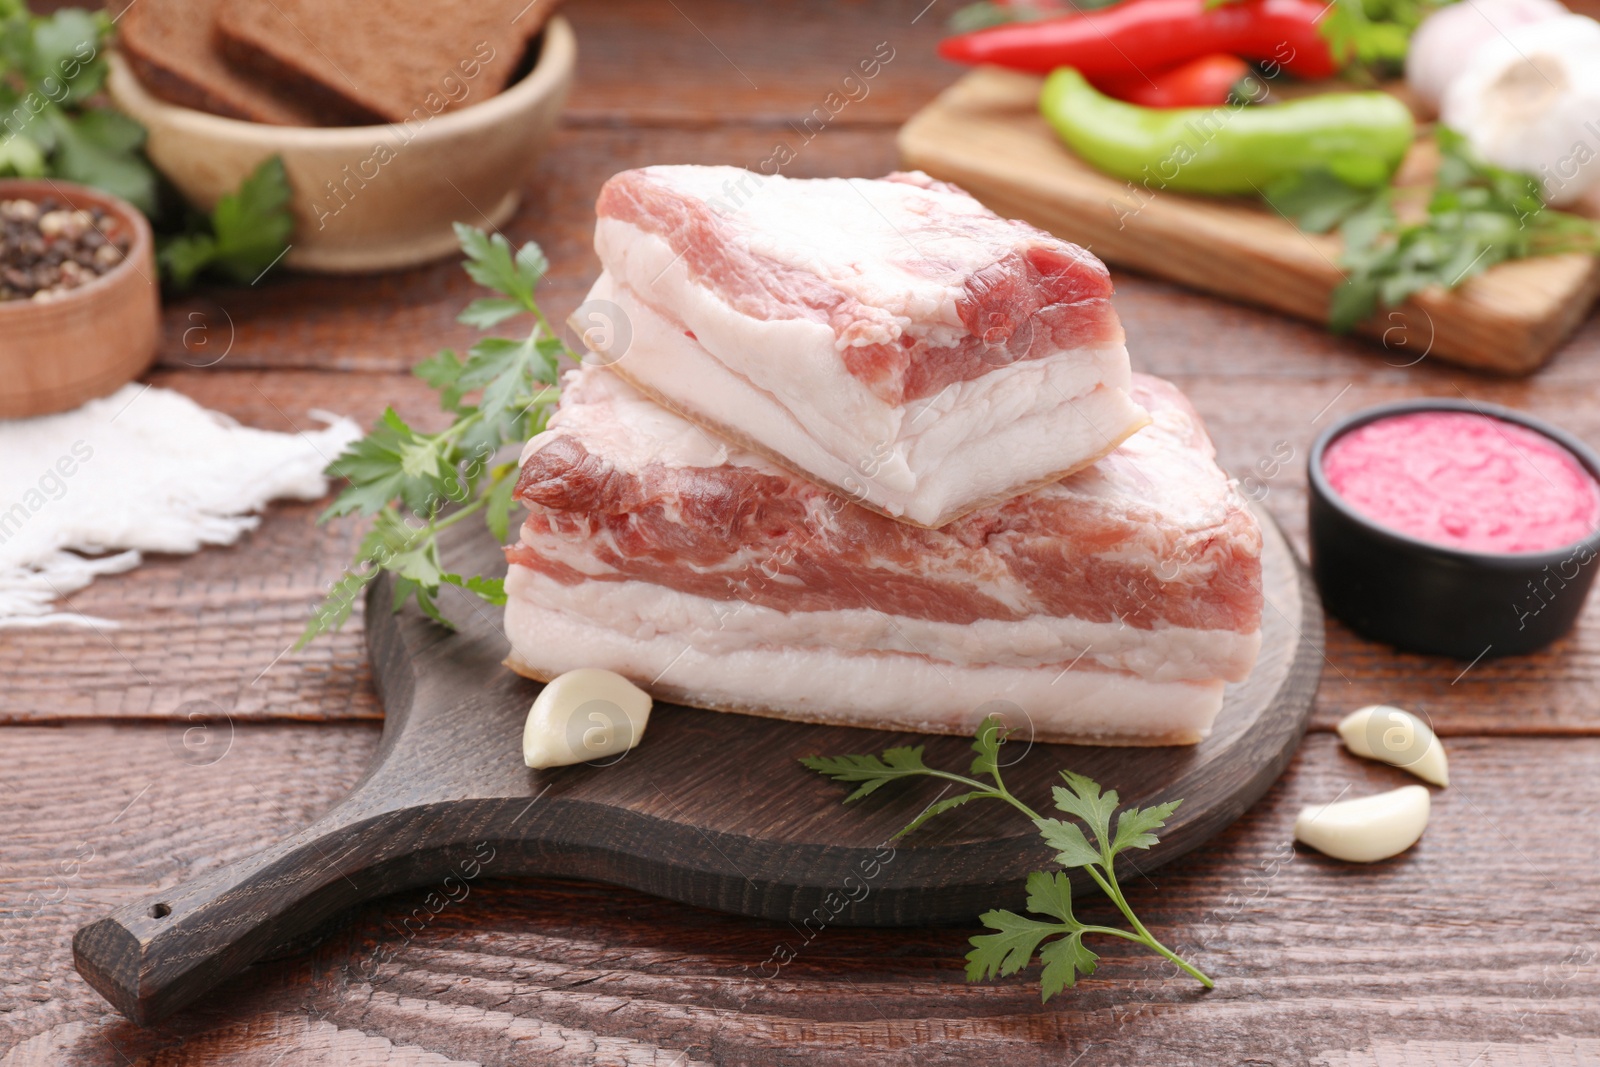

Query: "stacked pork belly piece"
left=503, top=167, right=1264, bottom=745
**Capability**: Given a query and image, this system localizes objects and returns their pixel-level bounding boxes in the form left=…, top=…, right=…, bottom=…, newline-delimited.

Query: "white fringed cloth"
left=0, top=384, right=359, bottom=628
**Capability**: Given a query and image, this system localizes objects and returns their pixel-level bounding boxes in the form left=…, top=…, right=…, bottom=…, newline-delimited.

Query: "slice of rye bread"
left=214, top=0, right=562, bottom=127
left=113, top=0, right=320, bottom=126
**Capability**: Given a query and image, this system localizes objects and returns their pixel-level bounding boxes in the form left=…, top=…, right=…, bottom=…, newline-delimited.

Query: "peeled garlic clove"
left=1336, top=705, right=1449, bottom=787
left=1295, top=786, right=1431, bottom=863
left=523, top=668, right=652, bottom=769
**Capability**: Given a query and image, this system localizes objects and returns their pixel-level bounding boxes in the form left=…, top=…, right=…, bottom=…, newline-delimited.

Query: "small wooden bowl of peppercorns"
left=0, top=179, right=158, bottom=419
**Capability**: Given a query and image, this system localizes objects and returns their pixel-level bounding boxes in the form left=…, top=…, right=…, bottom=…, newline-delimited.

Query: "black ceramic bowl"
left=1308, top=398, right=1600, bottom=660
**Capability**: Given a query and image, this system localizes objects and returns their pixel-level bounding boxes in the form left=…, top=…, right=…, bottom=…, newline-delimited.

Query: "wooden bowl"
left=0, top=180, right=159, bottom=420
left=106, top=17, right=576, bottom=273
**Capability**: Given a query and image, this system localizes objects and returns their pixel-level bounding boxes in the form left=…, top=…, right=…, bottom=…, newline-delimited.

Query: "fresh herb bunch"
left=0, top=1, right=155, bottom=212
left=158, top=156, right=294, bottom=287
left=1267, top=128, right=1600, bottom=333
left=1318, top=0, right=1441, bottom=76
left=298, top=223, right=565, bottom=648
left=803, top=716, right=1211, bottom=1000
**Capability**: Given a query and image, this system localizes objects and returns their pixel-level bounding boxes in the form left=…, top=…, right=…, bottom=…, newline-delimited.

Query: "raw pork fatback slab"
left=503, top=367, right=1263, bottom=746
left=583, top=165, right=1149, bottom=528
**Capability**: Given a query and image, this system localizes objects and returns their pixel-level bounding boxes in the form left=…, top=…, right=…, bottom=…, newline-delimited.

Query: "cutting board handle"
left=70, top=778, right=501, bottom=1027
left=72, top=794, right=369, bottom=1026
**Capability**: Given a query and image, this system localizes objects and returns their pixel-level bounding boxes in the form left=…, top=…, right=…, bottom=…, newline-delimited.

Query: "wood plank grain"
left=10, top=362, right=1600, bottom=734
left=3, top=725, right=1596, bottom=1064
left=64, top=510, right=1315, bottom=1023
left=559, top=0, right=948, bottom=128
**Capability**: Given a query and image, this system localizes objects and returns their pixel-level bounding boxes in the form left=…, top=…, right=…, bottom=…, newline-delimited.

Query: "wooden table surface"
left=5, top=2, right=1600, bottom=1064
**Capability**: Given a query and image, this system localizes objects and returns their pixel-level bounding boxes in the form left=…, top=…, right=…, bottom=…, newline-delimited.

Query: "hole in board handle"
left=149, top=902, right=171, bottom=919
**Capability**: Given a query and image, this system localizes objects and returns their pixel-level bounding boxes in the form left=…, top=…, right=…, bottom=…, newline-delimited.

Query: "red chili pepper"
left=1099, top=53, right=1254, bottom=108
left=937, top=0, right=1339, bottom=82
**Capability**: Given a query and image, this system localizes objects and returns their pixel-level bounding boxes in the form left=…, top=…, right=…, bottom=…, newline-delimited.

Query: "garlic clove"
left=523, top=668, right=653, bottom=769
left=1336, top=705, right=1449, bottom=787
left=1294, top=786, right=1431, bottom=863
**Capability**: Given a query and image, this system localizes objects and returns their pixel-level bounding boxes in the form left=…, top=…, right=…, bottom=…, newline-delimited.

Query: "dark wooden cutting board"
left=74, top=509, right=1321, bottom=1025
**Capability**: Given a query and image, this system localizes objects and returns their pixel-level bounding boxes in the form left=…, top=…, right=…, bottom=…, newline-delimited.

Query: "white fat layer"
left=522, top=367, right=1252, bottom=575
left=507, top=566, right=1261, bottom=683
left=620, top=167, right=1038, bottom=350
left=578, top=271, right=1144, bottom=526
left=596, top=216, right=896, bottom=449
left=504, top=577, right=1225, bottom=745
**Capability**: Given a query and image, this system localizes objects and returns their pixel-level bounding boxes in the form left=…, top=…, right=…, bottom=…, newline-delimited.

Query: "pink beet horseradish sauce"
left=1322, top=411, right=1600, bottom=555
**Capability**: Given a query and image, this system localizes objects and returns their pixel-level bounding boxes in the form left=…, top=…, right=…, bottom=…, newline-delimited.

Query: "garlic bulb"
left=1407, top=0, right=1568, bottom=115
left=1294, top=786, right=1431, bottom=863
left=1441, top=15, right=1600, bottom=206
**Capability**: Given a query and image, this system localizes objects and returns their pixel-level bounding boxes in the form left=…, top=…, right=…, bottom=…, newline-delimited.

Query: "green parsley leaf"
left=1112, top=800, right=1182, bottom=855
left=969, top=714, right=1007, bottom=780
left=304, top=225, right=570, bottom=642
left=967, top=872, right=1101, bottom=1000
left=966, top=908, right=1064, bottom=981
left=1037, top=931, right=1099, bottom=999
left=1319, top=0, right=1437, bottom=77
left=1033, top=817, right=1101, bottom=869
left=1267, top=129, right=1600, bottom=333
left=456, top=222, right=538, bottom=307
left=458, top=297, right=526, bottom=329
left=803, top=728, right=1212, bottom=999
left=483, top=465, right=521, bottom=545
left=800, top=745, right=934, bottom=803
left=1050, top=771, right=1118, bottom=853
left=1024, top=867, right=1079, bottom=925
left=158, top=156, right=294, bottom=287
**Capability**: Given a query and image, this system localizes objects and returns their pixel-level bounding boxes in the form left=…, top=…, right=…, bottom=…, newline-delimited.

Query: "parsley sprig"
left=1318, top=0, right=1431, bottom=78
left=298, top=223, right=565, bottom=647
left=0, top=2, right=156, bottom=212
left=1266, top=128, right=1600, bottom=333
left=159, top=156, right=294, bottom=287
left=803, top=716, right=1211, bottom=1000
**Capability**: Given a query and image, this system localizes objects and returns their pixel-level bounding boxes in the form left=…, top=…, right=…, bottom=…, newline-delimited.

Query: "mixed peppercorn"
left=1, top=198, right=131, bottom=303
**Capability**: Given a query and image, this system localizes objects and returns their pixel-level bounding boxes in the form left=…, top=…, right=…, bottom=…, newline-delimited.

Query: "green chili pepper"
left=1039, top=68, right=1414, bottom=196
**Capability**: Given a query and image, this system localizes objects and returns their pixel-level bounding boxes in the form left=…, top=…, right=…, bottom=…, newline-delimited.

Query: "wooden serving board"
left=899, top=68, right=1600, bottom=376
left=73, top=511, right=1320, bottom=1026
